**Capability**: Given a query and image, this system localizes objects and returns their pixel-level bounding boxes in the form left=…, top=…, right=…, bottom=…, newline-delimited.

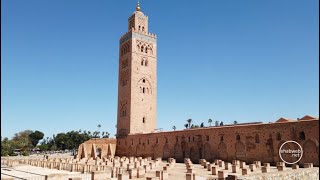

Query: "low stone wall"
left=239, top=168, right=319, bottom=180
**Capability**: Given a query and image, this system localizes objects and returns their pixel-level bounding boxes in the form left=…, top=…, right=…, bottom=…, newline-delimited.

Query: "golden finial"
left=136, top=1, right=141, bottom=11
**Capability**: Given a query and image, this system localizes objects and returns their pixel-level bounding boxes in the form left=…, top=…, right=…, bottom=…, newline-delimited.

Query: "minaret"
left=117, top=2, right=157, bottom=137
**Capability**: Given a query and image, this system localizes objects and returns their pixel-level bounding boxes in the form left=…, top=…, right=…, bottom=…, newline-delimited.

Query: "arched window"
left=141, top=60, right=144, bottom=66
left=145, top=60, right=148, bottom=66
left=299, top=132, right=306, bottom=140
left=143, top=87, right=145, bottom=93
left=276, top=133, right=282, bottom=140
left=255, top=134, right=260, bottom=143
left=141, top=46, right=144, bottom=52
left=145, top=47, right=148, bottom=53
left=220, top=136, right=224, bottom=142
left=142, top=79, right=145, bottom=83
left=236, top=134, right=240, bottom=141
left=165, top=138, right=168, bottom=143
left=142, top=26, right=145, bottom=31
left=143, top=117, right=145, bottom=123
left=139, top=25, right=141, bottom=31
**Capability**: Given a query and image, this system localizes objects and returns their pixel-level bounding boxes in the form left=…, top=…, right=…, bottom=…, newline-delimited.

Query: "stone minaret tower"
left=117, top=2, right=157, bottom=137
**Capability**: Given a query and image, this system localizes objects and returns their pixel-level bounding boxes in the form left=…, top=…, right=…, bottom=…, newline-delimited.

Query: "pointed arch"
left=174, top=143, right=183, bottom=162
left=218, top=142, right=228, bottom=160
left=301, top=139, right=319, bottom=165
left=190, top=146, right=199, bottom=163
left=203, top=143, right=212, bottom=162
left=163, top=143, right=171, bottom=160
left=235, top=141, right=246, bottom=161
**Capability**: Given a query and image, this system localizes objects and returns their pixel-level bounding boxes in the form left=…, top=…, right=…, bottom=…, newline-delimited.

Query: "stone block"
left=261, top=167, right=270, bottom=173
left=239, top=161, right=246, bottom=168
left=249, top=164, right=256, bottom=171
left=146, top=177, right=159, bottom=180
left=129, top=168, right=138, bottom=179
left=143, top=164, right=150, bottom=172
left=156, top=170, right=163, bottom=179
left=277, top=162, right=285, bottom=166
left=277, top=165, right=286, bottom=171
left=263, top=163, right=270, bottom=168
left=1, top=177, right=14, bottom=180
left=137, top=167, right=145, bottom=178
left=162, top=171, right=168, bottom=180
left=242, top=168, right=250, bottom=175
left=218, top=161, right=224, bottom=168
left=117, top=174, right=129, bottom=180
left=253, top=161, right=261, bottom=168
left=187, top=168, right=195, bottom=173
left=232, top=165, right=240, bottom=173
left=304, top=163, right=313, bottom=168
left=212, top=166, right=218, bottom=175
left=224, top=162, right=232, bottom=170
left=226, top=175, right=238, bottom=180
left=292, top=164, right=299, bottom=169
left=92, top=171, right=111, bottom=180
left=218, top=170, right=228, bottom=179
left=186, top=173, right=194, bottom=180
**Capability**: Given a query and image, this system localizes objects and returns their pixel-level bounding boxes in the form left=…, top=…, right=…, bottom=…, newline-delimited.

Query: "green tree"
left=11, top=130, right=33, bottom=152
left=208, top=119, right=213, bottom=126
left=172, top=126, right=176, bottom=131
left=97, top=124, right=101, bottom=136
left=184, top=124, right=188, bottom=129
left=102, top=132, right=110, bottom=138
left=220, top=121, right=224, bottom=126
left=233, top=121, right=238, bottom=124
left=29, top=130, right=44, bottom=147
left=215, top=120, right=219, bottom=126
left=200, top=122, right=204, bottom=128
left=1, top=137, right=13, bottom=156
left=54, top=133, right=68, bottom=150
left=187, top=119, right=192, bottom=128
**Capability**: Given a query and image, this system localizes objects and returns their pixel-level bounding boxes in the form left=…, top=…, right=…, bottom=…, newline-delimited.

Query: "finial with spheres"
left=136, top=0, right=141, bottom=11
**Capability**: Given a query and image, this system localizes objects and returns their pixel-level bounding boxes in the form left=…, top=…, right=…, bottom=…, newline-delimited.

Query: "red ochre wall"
left=77, top=138, right=117, bottom=160
left=115, top=119, right=319, bottom=166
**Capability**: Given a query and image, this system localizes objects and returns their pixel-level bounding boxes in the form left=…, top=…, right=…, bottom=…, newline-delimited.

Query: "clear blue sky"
left=1, top=0, right=319, bottom=139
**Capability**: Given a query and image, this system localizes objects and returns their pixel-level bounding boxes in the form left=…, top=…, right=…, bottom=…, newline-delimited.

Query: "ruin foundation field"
left=1, top=155, right=319, bottom=180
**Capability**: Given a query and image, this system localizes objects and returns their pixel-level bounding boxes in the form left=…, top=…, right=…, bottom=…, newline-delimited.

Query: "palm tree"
left=233, top=121, right=238, bottom=124
left=184, top=124, right=189, bottom=129
left=208, top=119, right=213, bottom=126
left=220, top=121, right=224, bottom=126
left=187, top=119, right=192, bottom=128
left=172, top=126, right=176, bottom=131
left=200, top=122, right=204, bottom=128
left=215, top=120, right=219, bottom=126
